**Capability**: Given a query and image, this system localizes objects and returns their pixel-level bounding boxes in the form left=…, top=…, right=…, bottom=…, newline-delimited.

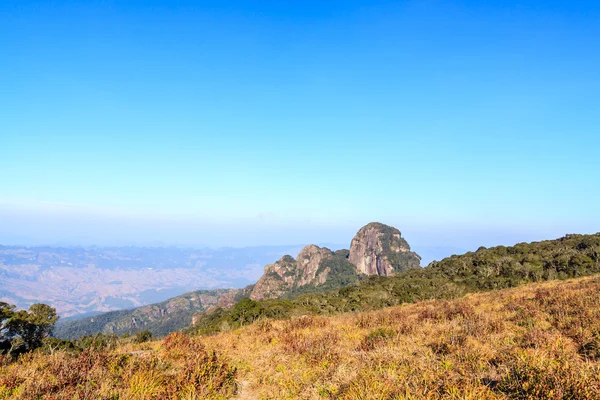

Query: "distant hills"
left=0, top=244, right=305, bottom=317
left=9, top=228, right=600, bottom=397
left=52, top=287, right=252, bottom=339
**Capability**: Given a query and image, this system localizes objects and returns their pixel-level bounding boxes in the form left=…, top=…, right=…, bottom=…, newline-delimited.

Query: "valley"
left=0, top=245, right=304, bottom=317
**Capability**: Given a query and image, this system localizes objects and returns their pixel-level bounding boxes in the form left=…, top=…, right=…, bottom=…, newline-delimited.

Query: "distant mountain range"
left=0, top=244, right=307, bottom=317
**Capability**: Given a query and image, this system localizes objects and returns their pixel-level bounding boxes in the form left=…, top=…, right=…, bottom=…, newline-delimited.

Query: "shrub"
left=358, top=327, right=396, bottom=351
left=497, top=349, right=600, bottom=399
left=283, top=315, right=327, bottom=332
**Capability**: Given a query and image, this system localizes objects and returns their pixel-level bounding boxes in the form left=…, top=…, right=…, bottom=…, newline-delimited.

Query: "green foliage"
left=230, top=298, right=264, bottom=326
left=0, top=303, right=15, bottom=347
left=134, top=330, right=152, bottom=343
left=41, top=337, right=78, bottom=355
left=0, top=302, right=58, bottom=357
left=387, top=251, right=421, bottom=273
left=75, top=333, right=119, bottom=351
left=359, top=327, right=396, bottom=351
left=53, top=286, right=254, bottom=340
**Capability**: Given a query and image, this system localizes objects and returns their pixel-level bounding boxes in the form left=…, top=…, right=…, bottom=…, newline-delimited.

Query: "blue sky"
left=1, top=0, right=599, bottom=250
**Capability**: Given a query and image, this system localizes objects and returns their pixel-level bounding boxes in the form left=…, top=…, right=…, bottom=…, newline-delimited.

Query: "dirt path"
left=233, top=379, right=258, bottom=400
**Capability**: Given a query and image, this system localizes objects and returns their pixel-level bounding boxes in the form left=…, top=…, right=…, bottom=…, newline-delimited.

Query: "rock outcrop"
left=296, top=245, right=335, bottom=286
left=250, top=222, right=421, bottom=300
left=349, top=222, right=421, bottom=276
left=249, top=245, right=336, bottom=300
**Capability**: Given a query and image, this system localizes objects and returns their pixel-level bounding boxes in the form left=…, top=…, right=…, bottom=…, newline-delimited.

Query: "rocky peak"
left=250, top=222, right=420, bottom=300
left=296, top=245, right=334, bottom=286
left=250, top=245, right=335, bottom=300
left=262, top=255, right=297, bottom=285
left=349, top=222, right=420, bottom=276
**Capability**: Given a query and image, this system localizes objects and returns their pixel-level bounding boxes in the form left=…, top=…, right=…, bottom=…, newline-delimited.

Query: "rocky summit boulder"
left=349, top=222, right=421, bottom=276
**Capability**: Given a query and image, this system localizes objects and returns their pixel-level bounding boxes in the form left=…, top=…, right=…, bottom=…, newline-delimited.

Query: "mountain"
left=348, top=222, right=421, bottom=275
left=190, top=232, right=600, bottom=334
left=53, top=287, right=254, bottom=339
left=249, top=223, right=421, bottom=300
left=56, top=224, right=600, bottom=340
left=249, top=247, right=358, bottom=300
left=53, top=222, right=420, bottom=338
left=14, top=251, right=600, bottom=398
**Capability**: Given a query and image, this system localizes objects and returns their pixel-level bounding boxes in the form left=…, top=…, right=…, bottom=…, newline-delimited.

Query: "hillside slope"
left=5, top=276, right=600, bottom=399
left=201, top=275, right=600, bottom=399
left=53, top=287, right=253, bottom=339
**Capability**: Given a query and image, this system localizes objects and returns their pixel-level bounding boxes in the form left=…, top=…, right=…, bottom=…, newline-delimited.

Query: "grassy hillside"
left=190, top=233, right=600, bottom=334
left=203, top=275, right=600, bottom=399
left=0, top=332, right=237, bottom=399
left=54, top=287, right=253, bottom=339
left=3, top=276, right=600, bottom=398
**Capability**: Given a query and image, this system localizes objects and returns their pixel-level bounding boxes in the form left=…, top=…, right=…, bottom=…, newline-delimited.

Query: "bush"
left=134, top=330, right=152, bottom=343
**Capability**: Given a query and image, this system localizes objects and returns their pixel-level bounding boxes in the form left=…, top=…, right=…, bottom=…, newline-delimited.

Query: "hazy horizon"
left=0, top=218, right=594, bottom=259
left=2, top=1, right=599, bottom=252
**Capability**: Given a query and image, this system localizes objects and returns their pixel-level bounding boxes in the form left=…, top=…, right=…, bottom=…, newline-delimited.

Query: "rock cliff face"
left=349, top=222, right=421, bottom=276
left=249, top=245, right=335, bottom=300
left=296, top=245, right=336, bottom=286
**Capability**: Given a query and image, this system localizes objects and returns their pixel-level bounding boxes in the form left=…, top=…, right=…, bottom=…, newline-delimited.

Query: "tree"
left=0, top=302, right=58, bottom=356
left=0, top=302, right=15, bottom=335
left=0, top=302, right=16, bottom=353
left=230, top=298, right=263, bottom=326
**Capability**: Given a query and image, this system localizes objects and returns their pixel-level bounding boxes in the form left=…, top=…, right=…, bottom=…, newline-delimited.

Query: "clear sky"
left=1, top=0, right=599, bottom=250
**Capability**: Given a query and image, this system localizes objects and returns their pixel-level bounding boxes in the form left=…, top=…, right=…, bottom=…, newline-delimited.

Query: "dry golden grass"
left=203, top=276, right=600, bottom=399
left=3, top=276, right=600, bottom=399
left=0, top=332, right=237, bottom=399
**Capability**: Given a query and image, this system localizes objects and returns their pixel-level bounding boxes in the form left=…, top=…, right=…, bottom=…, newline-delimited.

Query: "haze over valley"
left=0, top=239, right=467, bottom=319
left=0, top=245, right=304, bottom=317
